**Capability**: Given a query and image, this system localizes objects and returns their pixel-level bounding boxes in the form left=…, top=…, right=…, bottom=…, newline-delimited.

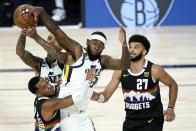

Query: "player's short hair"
left=128, top=34, right=150, bottom=54
left=28, top=76, right=40, bottom=94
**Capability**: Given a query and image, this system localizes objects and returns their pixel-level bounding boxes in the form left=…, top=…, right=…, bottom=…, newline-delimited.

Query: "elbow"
left=173, top=81, right=178, bottom=90
left=103, top=98, right=109, bottom=103
left=175, top=84, right=178, bottom=92
left=39, top=7, right=44, bottom=15
left=16, top=50, right=22, bottom=57
left=170, top=82, right=178, bottom=93
left=103, top=95, right=109, bottom=103
left=16, top=50, right=19, bottom=56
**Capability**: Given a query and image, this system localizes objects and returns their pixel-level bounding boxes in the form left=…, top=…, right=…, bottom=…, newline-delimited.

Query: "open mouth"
left=130, top=54, right=136, bottom=57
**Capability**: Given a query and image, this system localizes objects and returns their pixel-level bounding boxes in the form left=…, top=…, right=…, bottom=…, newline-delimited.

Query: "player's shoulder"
left=151, top=63, right=164, bottom=74
left=100, top=54, right=111, bottom=60
left=100, top=55, right=112, bottom=64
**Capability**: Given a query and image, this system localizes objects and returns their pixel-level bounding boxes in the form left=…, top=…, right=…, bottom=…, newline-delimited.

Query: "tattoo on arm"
left=39, top=9, right=58, bottom=35
left=16, top=34, right=26, bottom=55
left=20, top=51, right=42, bottom=69
left=39, top=9, right=82, bottom=58
left=34, top=34, right=67, bottom=64
left=16, top=34, right=41, bottom=70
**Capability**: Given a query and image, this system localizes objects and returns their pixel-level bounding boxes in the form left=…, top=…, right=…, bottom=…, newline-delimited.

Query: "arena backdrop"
left=82, top=0, right=196, bottom=27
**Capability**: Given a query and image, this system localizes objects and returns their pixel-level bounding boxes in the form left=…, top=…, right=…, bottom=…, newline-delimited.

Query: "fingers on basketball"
left=13, top=4, right=37, bottom=29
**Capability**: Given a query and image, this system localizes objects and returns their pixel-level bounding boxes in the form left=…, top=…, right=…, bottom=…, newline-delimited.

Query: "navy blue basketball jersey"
left=34, top=97, right=61, bottom=131
left=120, top=60, right=164, bottom=120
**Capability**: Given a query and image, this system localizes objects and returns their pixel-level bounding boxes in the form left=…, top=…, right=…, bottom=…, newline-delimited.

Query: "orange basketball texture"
left=13, top=4, right=37, bottom=28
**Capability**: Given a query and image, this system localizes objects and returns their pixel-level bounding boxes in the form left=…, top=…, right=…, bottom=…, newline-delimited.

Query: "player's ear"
left=35, top=92, right=41, bottom=97
left=143, top=49, right=147, bottom=55
left=86, top=39, right=89, bottom=46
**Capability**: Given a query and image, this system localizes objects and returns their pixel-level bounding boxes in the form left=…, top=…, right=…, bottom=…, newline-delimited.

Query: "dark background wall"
left=0, top=0, right=81, bottom=27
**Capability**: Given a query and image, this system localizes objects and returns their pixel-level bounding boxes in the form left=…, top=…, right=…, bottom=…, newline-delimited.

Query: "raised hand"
left=20, top=5, right=43, bottom=22
left=86, top=68, right=96, bottom=83
left=21, top=27, right=37, bottom=38
left=57, top=77, right=62, bottom=88
left=119, top=25, right=127, bottom=45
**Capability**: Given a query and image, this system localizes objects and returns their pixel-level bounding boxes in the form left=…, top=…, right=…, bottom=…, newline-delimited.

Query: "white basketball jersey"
left=59, top=48, right=103, bottom=112
left=39, top=59, right=63, bottom=87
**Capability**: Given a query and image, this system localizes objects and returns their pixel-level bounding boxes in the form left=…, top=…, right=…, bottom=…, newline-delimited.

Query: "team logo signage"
left=104, top=0, right=174, bottom=27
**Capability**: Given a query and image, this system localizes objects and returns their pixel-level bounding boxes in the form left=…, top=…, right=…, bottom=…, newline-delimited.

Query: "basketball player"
left=16, top=31, right=64, bottom=87
left=28, top=68, right=96, bottom=131
left=91, top=35, right=178, bottom=131
left=20, top=5, right=130, bottom=131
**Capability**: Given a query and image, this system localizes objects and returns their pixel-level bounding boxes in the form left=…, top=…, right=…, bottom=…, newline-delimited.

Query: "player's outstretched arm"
left=100, top=27, right=130, bottom=70
left=22, top=27, right=68, bottom=64
left=91, top=70, right=121, bottom=103
left=119, top=26, right=130, bottom=69
left=16, top=32, right=42, bottom=75
left=21, top=5, right=82, bottom=60
left=41, top=68, right=96, bottom=121
left=152, top=64, right=178, bottom=122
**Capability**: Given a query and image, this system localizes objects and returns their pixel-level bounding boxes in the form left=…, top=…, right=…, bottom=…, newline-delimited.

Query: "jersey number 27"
left=137, top=79, right=148, bottom=90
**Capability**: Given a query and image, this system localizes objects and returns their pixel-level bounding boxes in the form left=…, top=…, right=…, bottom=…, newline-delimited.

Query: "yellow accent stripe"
left=64, top=65, right=70, bottom=82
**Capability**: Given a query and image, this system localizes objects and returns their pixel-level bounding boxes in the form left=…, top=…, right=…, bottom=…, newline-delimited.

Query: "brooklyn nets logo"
left=104, top=0, right=174, bottom=27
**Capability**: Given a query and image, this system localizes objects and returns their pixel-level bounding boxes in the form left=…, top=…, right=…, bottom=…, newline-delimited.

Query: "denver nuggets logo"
left=104, top=0, right=174, bottom=27
left=144, top=72, right=149, bottom=77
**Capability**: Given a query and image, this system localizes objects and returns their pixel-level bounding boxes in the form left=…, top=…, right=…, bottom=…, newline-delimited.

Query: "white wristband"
left=85, top=80, right=91, bottom=85
left=97, top=94, right=105, bottom=103
left=122, top=44, right=128, bottom=47
left=167, top=107, right=174, bottom=111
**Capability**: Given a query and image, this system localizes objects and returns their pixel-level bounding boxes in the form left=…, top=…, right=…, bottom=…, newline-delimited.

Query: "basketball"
left=13, top=4, right=37, bottom=28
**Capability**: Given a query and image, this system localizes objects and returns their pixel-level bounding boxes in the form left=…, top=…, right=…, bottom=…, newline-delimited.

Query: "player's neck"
left=130, top=58, right=146, bottom=73
left=46, top=55, right=55, bottom=66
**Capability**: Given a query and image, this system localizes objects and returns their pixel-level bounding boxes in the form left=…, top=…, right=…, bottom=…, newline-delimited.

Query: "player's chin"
left=91, top=51, right=98, bottom=55
left=49, top=92, right=56, bottom=97
left=50, top=89, right=55, bottom=95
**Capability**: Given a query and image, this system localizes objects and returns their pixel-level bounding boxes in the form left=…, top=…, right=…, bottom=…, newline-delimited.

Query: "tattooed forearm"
left=20, top=50, right=41, bottom=68
left=38, top=8, right=81, bottom=54
left=16, top=33, right=41, bottom=70
left=33, top=34, right=67, bottom=64
left=39, top=8, right=58, bottom=34
left=16, top=34, right=26, bottom=56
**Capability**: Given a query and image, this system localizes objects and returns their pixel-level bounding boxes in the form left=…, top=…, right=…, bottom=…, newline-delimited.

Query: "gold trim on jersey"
left=64, top=65, right=70, bottom=83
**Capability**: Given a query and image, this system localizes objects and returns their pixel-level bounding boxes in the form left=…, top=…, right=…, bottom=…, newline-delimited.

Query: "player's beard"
left=130, top=53, right=143, bottom=62
left=45, top=86, right=57, bottom=98
left=87, top=45, right=101, bottom=61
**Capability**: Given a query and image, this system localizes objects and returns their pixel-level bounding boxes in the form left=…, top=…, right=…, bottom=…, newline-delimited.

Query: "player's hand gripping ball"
left=13, top=4, right=37, bottom=28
